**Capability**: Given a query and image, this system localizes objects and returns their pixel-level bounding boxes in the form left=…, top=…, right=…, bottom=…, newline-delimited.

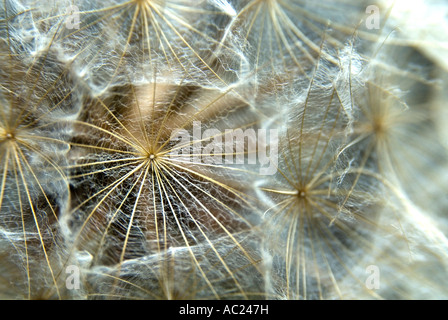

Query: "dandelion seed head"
left=2, top=0, right=448, bottom=300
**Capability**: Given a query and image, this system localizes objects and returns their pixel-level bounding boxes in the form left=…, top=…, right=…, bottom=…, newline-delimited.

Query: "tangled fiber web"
left=0, top=0, right=447, bottom=300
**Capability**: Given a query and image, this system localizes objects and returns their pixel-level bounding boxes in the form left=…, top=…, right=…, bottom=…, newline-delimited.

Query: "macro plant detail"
left=221, top=0, right=375, bottom=76
left=65, top=79, right=262, bottom=274
left=33, top=0, right=240, bottom=92
left=0, top=0, right=447, bottom=300
left=0, top=9, right=79, bottom=297
left=256, top=42, right=448, bottom=299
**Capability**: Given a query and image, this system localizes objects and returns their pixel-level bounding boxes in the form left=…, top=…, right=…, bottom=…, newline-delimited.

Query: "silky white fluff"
left=0, top=0, right=447, bottom=300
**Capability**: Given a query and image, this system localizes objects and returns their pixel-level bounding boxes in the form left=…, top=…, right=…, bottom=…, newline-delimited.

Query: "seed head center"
left=298, top=190, right=306, bottom=199
left=134, top=0, right=151, bottom=5
left=1, top=130, right=14, bottom=142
